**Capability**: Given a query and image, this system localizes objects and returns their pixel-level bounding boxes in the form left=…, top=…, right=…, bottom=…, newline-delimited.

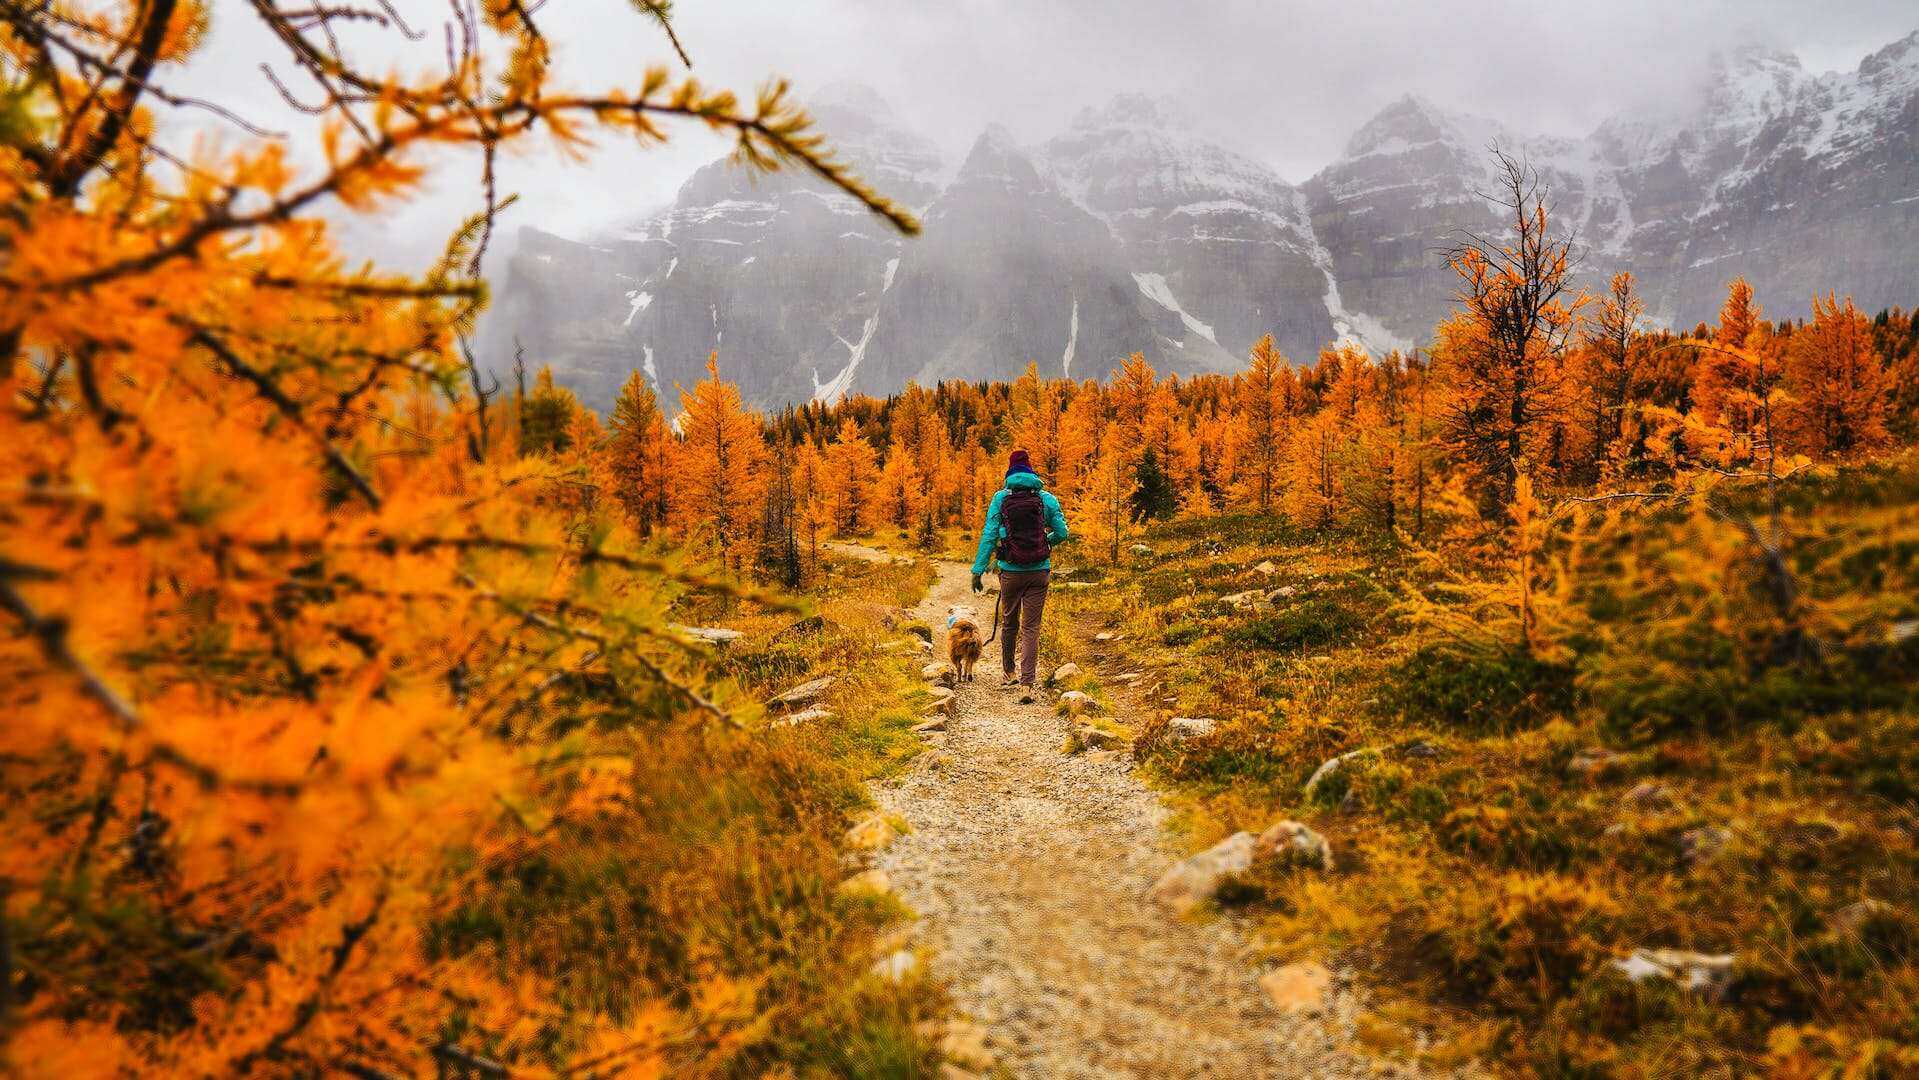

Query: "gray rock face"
left=1306, top=33, right=1919, bottom=344
left=491, top=32, right=1919, bottom=410
left=487, top=83, right=941, bottom=411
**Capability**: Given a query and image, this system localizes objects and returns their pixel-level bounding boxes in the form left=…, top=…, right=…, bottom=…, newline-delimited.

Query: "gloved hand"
left=971, top=573, right=984, bottom=593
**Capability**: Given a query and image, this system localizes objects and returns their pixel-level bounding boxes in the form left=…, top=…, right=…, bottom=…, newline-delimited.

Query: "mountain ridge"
left=487, top=29, right=1919, bottom=411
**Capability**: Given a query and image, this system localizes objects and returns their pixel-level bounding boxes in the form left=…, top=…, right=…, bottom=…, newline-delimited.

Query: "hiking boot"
left=1000, top=673, right=1019, bottom=689
left=1018, top=685, right=1038, bottom=705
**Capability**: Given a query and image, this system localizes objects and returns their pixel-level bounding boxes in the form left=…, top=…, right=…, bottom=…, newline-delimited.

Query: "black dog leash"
left=981, top=578, right=1003, bottom=647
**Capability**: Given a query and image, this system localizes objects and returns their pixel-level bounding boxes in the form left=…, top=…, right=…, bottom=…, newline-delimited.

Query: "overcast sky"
left=172, top=0, right=1919, bottom=267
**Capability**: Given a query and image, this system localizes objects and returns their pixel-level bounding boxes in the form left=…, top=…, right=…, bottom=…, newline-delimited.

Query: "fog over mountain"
left=487, top=24, right=1919, bottom=411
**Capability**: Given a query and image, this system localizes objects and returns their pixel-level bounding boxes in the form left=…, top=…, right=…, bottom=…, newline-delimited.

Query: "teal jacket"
left=972, top=472, right=1070, bottom=575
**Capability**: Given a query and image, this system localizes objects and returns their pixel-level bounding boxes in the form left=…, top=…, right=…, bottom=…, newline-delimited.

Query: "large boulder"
left=1149, top=831, right=1257, bottom=914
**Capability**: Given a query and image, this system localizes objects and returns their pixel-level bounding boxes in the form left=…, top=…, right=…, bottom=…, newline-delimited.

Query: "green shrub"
left=1383, top=645, right=1575, bottom=732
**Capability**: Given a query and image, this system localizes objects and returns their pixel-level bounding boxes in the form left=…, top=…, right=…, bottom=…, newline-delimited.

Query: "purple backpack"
left=997, top=489, right=1051, bottom=565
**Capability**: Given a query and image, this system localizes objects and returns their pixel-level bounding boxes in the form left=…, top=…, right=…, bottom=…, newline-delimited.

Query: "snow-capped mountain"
left=1310, top=32, right=1919, bottom=340
left=490, top=30, right=1919, bottom=411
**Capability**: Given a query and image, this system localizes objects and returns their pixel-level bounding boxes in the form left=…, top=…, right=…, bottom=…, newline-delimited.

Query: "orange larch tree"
left=673, top=355, right=768, bottom=569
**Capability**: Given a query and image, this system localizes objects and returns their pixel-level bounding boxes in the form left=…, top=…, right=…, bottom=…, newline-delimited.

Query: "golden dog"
left=947, top=613, right=982, bottom=682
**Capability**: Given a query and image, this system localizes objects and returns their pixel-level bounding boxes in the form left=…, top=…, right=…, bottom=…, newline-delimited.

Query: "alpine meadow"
left=3, top=3, right=1919, bottom=1079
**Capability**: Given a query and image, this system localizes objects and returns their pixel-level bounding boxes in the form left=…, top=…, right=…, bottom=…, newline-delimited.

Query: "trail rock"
left=1167, top=717, right=1217, bottom=739
left=1149, top=832, right=1257, bottom=914
left=835, top=868, right=893, bottom=899
left=1272, top=584, right=1298, bottom=599
left=922, top=661, right=950, bottom=681
left=846, top=813, right=899, bottom=851
left=1260, top=961, right=1332, bottom=1015
left=1058, top=690, right=1095, bottom=715
left=1049, top=662, right=1081, bottom=684
left=1093, top=631, right=1119, bottom=642
left=1254, top=820, right=1335, bottom=872
left=913, top=716, right=948, bottom=733
left=1130, top=544, right=1155, bottom=557
left=770, top=676, right=834, bottom=709
left=1254, top=560, right=1280, bottom=577
left=1221, top=589, right=1264, bottom=609
left=1611, top=948, right=1735, bottom=1000
left=1075, top=724, right=1122, bottom=751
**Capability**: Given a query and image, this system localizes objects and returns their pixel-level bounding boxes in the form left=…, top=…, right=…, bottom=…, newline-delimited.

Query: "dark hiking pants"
left=997, top=568, right=1050, bottom=687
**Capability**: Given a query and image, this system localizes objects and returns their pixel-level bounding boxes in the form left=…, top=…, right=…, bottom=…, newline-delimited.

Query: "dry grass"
left=1064, top=461, right=1919, bottom=1076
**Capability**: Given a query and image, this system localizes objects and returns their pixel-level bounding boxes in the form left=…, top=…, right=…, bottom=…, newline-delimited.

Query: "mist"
left=165, top=0, right=1918, bottom=272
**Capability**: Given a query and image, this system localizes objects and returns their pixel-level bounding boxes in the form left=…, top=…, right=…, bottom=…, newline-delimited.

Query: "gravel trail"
left=870, top=556, right=1394, bottom=1079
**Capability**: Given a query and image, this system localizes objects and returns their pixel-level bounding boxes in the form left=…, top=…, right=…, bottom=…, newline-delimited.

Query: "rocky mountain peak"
left=952, top=124, right=1046, bottom=191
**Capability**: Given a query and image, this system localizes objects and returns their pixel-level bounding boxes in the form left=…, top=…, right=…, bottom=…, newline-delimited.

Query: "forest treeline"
left=535, top=173, right=1918, bottom=574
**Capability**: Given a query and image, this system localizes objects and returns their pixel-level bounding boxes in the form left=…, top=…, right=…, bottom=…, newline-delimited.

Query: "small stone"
left=1398, top=739, right=1443, bottom=759
left=670, top=623, right=745, bottom=645
left=1150, top=832, right=1257, bottom=914
left=835, top=869, right=892, bottom=899
left=845, top=813, right=898, bottom=851
left=1302, top=748, right=1376, bottom=800
left=1254, top=819, right=1335, bottom=872
left=1888, top=619, right=1918, bottom=644
left=1049, top=662, right=1082, bottom=684
left=1260, top=961, right=1332, bottom=1015
left=870, top=948, right=917, bottom=982
left=1611, top=948, right=1735, bottom=1000
left=921, top=661, right=948, bottom=681
left=1130, top=543, right=1154, bottom=556
left=1254, top=560, right=1280, bottom=577
left=1166, top=716, right=1217, bottom=739
left=913, top=716, right=948, bottom=733
left=1272, top=584, right=1298, bottom=599
left=1622, top=781, right=1678, bottom=813
left=1678, top=825, right=1731, bottom=867
left=769, top=676, right=834, bottom=709
left=1830, top=898, right=1895, bottom=937
left=938, top=1022, right=995, bottom=1070
left=1221, top=589, right=1264, bottom=609
left=770, top=707, right=834, bottom=728
left=1094, top=631, right=1118, bottom=642
left=1076, top=724, right=1121, bottom=751
left=771, top=614, right=828, bottom=642
left=1567, top=747, right=1625, bottom=778
left=1058, top=690, right=1096, bottom=714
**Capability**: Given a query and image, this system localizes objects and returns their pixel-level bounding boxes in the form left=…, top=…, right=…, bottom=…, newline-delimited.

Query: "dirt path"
left=871, top=556, right=1394, bottom=1078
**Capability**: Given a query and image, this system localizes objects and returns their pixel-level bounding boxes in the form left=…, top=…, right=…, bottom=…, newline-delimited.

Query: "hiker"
left=972, top=449, right=1070, bottom=702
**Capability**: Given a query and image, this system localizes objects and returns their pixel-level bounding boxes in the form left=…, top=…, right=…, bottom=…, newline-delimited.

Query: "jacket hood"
left=1005, top=472, right=1046, bottom=491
